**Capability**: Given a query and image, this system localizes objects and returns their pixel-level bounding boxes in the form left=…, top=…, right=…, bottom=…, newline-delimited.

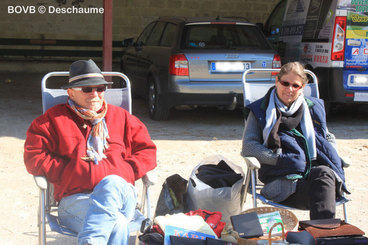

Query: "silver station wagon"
left=121, top=17, right=280, bottom=120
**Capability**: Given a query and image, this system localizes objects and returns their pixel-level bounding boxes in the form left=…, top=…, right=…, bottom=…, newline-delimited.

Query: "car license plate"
left=211, top=62, right=251, bottom=72
left=354, top=92, right=368, bottom=101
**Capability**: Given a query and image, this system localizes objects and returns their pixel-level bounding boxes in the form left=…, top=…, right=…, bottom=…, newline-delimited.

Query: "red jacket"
left=24, top=103, right=157, bottom=202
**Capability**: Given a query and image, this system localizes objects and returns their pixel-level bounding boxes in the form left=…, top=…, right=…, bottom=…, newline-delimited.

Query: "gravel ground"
left=0, top=72, right=367, bottom=244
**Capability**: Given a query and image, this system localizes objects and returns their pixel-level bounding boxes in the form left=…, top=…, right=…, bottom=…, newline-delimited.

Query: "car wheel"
left=148, top=78, right=170, bottom=120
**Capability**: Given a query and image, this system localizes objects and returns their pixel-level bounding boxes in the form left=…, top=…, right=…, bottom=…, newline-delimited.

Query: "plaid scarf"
left=68, top=99, right=109, bottom=164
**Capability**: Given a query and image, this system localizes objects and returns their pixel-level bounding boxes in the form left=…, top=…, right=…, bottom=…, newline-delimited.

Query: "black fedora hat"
left=61, top=59, right=113, bottom=89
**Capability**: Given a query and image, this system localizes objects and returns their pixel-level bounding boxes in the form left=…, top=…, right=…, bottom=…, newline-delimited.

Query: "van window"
left=302, top=0, right=336, bottom=42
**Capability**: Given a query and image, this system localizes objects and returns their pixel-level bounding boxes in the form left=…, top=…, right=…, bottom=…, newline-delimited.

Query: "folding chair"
left=33, top=71, right=156, bottom=245
left=241, top=68, right=349, bottom=221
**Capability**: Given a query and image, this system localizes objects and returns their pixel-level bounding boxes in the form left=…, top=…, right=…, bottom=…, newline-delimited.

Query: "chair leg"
left=140, top=185, right=147, bottom=215
left=145, top=187, right=152, bottom=220
left=242, top=169, right=251, bottom=208
left=343, top=202, right=348, bottom=223
left=134, top=231, right=140, bottom=245
left=132, top=184, right=150, bottom=245
left=39, top=188, right=47, bottom=245
left=250, top=169, right=257, bottom=208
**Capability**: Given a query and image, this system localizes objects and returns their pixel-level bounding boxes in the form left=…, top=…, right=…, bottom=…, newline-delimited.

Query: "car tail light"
left=331, top=16, right=346, bottom=61
left=272, top=54, right=281, bottom=69
left=272, top=54, right=281, bottom=75
left=169, top=54, right=189, bottom=76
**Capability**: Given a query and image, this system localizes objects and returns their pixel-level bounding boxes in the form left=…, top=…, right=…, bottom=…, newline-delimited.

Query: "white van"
left=263, top=0, right=368, bottom=110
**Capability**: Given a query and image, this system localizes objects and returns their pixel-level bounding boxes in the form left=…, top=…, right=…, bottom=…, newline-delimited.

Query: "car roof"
left=156, top=16, right=255, bottom=25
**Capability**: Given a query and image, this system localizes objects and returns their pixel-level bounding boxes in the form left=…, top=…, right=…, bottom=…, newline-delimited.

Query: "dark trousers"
left=280, top=165, right=336, bottom=220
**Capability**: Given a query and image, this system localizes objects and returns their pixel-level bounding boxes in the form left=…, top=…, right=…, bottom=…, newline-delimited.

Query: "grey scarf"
left=263, top=88, right=317, bottom=160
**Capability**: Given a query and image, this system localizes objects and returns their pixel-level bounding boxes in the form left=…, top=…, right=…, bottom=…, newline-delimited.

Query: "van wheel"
left=148, top=78, right=170, bottom=120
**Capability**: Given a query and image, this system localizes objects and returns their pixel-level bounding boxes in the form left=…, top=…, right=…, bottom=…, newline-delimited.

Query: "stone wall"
left=2, top=0, right=104, bottom=40
left=0, top=0, right=280, bottom=71
left=1, top=0, right=279, bottom=41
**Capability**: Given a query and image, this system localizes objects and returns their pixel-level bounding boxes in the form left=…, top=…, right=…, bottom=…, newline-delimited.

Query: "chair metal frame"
left=241, top=68, right=349, bottom=221
left=33, top=71, right=155, bottom=245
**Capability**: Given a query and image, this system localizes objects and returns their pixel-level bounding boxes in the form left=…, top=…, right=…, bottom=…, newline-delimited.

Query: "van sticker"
left=351, top=14, right=368, bottom=23
left=346, top=3, right=368, bottom=39
left=262, top=61, right=267, bottom=68
left=315, top=45, right=329, bottom=54
left=313, top=55, right=329, bottom=63
left=280, top=0, right=309, bottom=38
left=352, top=48, right=359, bottom=55
left=302, top=43, right=332, bottom=66
left=347, top=39, right=361, bottom=46
left=303, top=44, right=311, bottom=53
left=353, top=4, right=368, bottom=13
left=345, top=39, right=368, bottom=66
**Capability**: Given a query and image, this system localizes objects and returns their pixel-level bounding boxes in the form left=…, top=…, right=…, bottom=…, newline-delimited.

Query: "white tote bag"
left=186, top=155, right=245, bottom=223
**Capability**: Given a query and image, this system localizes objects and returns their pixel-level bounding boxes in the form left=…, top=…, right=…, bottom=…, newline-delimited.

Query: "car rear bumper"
left=174, top=81, right=243, bottom=94
left=169, top=76, right=273, bottom=94
left=163, top=77, right=276, bottom=107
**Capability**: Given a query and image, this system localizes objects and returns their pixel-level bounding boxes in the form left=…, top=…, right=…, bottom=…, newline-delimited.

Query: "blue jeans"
left=58, top=175, right=137, bottom=245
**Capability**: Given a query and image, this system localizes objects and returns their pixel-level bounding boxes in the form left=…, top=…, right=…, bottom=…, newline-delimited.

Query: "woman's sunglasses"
left=72, top=86, right=107, bottom=93
left=278, top=80, right=303, bottom=90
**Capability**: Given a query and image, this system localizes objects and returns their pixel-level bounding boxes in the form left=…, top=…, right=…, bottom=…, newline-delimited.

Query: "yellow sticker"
left=346, top=30, right=368, bottom=39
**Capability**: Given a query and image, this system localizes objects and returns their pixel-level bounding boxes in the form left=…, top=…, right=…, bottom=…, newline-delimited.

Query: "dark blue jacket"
left=247, top=90, right=346, bottom=190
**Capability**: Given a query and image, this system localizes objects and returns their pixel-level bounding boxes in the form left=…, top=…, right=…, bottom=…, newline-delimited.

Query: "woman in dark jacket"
left=242, top=62, right=348, bottom=219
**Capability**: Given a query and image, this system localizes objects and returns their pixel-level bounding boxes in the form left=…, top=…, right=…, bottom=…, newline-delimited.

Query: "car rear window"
left=181, top=23, right=271, bottom=50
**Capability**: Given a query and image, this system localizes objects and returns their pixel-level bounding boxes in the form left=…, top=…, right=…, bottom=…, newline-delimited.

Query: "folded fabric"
left=154, top=213, right=218, bottom=238
left=186, top=209, right=226, bottom=238
left=196, top=161, right=243, bottom=188
left=299, top=219, right=365, bottom=238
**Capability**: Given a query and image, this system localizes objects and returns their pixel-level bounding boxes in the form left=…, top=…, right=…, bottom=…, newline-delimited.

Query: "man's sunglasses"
left=278, top=80, right=303, bottom=90
left=72, top=86, right=107, bottom=93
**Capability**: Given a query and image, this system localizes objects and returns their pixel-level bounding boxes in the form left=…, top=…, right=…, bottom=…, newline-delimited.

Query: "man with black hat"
left=24, top=59, right=157, bottom=245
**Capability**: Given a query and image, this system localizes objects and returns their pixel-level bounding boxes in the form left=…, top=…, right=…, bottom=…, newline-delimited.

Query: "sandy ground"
left=0, top=72, right=367, bottom=244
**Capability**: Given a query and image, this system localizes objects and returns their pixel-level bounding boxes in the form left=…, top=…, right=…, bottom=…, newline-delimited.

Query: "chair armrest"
left=142, top=170, right=157, bottom=187
left=34, top=176, right=48, bottom=190
left=243, top=156, right=261, bottom=170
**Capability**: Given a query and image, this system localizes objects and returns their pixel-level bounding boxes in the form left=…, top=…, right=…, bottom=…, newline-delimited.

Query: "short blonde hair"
left=277, top=62, right=308, bottom=84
